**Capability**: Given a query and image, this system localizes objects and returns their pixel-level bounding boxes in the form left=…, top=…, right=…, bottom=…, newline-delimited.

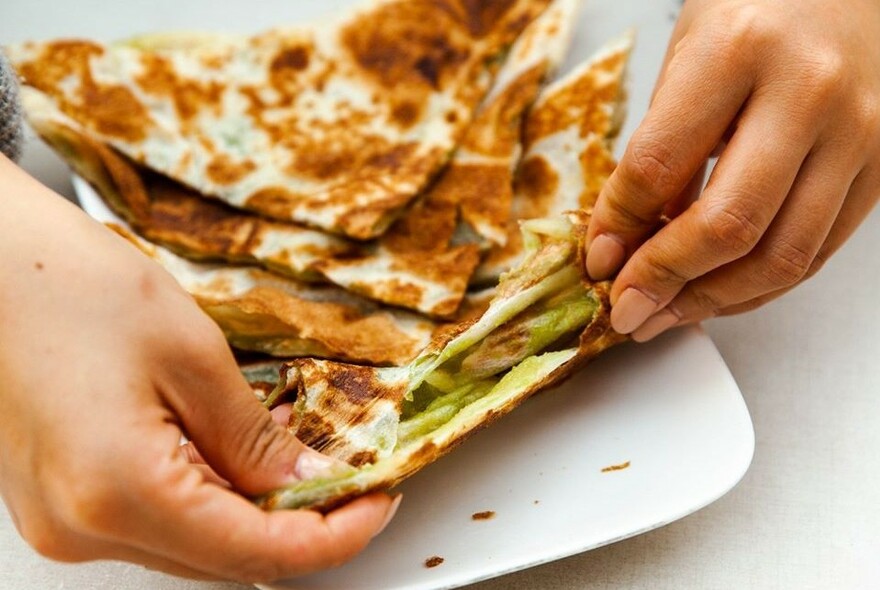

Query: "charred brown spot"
left=294, top=413, right=339, bottom=451
left=390, top=100, right=422, bottom=128
left=457, top=0, right=519, bottom=37
left=136, top=53, right=224, bottom=124
left=327, top=365, right=387, bottom=404
left=206, top=154, right=257, bottom=185
left=269, top=44, right=314, bottom=96
left=16, top=40, right=103, bottom=94
left=424, top=556, right=445, bottom=568
left=75, top=81, right=152, bottom=141
left=450, top=163, right=513, bottom=237
left=272, top=45, right=310, bottom=71
left=246, top=187, right=307, bottom=219
left=347, top=450, right=378, bottom=468
left=341, top=1, right=472, bottom=91
left=515, top=155, right=559, bottom=219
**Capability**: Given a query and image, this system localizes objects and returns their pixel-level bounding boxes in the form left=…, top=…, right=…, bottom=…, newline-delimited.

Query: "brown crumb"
left=601, top=460, right=631, bottom=473
left=533, top=500, right=540, bottom=505
left=424, top=556, right=444, bottom=568
left=34, top=262, right=44, bottom=270
left=471, top=511, right=495, bottom=521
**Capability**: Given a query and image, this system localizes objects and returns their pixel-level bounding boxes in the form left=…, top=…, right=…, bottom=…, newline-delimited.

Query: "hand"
left=585, top=0, right=880, bottom=341
left=0, top=156, right=398, bottom=582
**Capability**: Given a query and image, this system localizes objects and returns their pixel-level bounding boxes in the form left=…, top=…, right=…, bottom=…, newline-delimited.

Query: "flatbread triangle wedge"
left=474, top=30, right=633, bottom=283
left=6, top=0, right=552, bottom=239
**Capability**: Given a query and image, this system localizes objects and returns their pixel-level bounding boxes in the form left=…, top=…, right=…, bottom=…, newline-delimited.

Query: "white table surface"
left=2, top=1, right=879, bottom=588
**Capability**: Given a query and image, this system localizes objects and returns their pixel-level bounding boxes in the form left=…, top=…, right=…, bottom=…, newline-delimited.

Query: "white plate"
left=74, top=0, right=754, bottom=587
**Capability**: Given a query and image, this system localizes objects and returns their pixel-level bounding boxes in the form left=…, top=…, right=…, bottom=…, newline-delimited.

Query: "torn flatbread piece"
left=111, top=226, right=437, bottom=366
left=258, top=211, right=626, bottom=511
left=314, top=0, right=580, bottom=316
left=473, top=31, right=633, bottom=284
left=7, top=0, right=551, bottom=239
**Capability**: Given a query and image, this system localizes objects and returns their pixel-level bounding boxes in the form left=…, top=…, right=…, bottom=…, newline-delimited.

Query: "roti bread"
left=7, top=0, right=552, bottom=239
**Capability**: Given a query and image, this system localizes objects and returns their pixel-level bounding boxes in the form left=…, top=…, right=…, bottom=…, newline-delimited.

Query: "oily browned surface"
left=475, top=39, right=631, bottom=282
left=314, top=21, right=558, bottom=314
left=11, top=0, right=552, bottom=239
left=16, top=40, right=152, bottom=143
left=289, top=360, right=407, bottom=466
left=197, top=285, right=431, bottom=366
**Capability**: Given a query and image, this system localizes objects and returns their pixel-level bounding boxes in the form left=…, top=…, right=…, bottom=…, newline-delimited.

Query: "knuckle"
left=622, top=138, right=680, bottom=197
left=804, top=248, right=830, bottom=280
left=761, top=239, right=814, bottom=287
left=798, top=48, right=847, bottom=108
left=854, top=93, right=880, bottom=148
left=686, top=286, right=724, bottom=318
left=723, top=4, right=778, bottom=48
left=700, top=199, right=764, bottom=256
left=808, top=48, right=846, bottom=91
left=56, top=479, right=121, bottom=537
left=235, top=412, right=289, bottom=471
left=643, top=256, right=691, bottom=290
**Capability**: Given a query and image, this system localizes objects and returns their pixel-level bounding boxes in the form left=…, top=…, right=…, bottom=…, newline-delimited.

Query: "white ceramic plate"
left=73, top=0, right=753, bottom=587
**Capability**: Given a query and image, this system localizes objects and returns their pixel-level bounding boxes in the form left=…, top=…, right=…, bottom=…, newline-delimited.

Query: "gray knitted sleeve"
left=0, top=52, right=24, bottom=162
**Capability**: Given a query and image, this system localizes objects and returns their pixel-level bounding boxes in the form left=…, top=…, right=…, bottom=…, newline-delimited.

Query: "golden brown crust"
left=11, top=1, right=552, bottom=239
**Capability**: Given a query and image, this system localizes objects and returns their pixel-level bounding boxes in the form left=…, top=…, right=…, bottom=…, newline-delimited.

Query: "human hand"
left=0, top=156, right=398, bottom=582
left=585, top=0, right=880, bottom=341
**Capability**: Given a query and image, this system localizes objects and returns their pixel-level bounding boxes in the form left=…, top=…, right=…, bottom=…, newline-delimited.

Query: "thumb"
left=158, top=329, right=343, bottom=496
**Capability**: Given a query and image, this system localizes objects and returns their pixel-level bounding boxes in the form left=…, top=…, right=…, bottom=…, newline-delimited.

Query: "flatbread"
left=15, top=0, right=576, bottom=318
left=314, top=0, right=581, bottom=317
left=473, top=31, right=633, bottom=284
left=111, top=226, right=438, bottom=365
left=258, top=211, right=626, bottom=511
left=7, top=0, right=551, bottom=239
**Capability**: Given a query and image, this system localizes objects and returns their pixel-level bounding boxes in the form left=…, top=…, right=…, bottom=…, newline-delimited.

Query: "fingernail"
left=374, top=494, right=403, bottom=538
left=586, top=234, right=626, bottom=280
left=631, top=308, right=680, bottom=343
left=294, top=448, right=343, bottom=481
left=611, top=288, right=660, bottom=334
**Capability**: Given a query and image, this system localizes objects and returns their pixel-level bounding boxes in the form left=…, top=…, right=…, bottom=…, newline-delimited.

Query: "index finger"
left=585, top=26, right=754, bottom=279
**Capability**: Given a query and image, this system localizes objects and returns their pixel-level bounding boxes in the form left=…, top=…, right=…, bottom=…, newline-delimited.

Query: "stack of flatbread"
left=7, top=0, right=633, bottom=509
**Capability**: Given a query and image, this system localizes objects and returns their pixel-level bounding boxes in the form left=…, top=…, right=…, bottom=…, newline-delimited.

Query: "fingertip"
left=270, top=403, right=293, bottom=427
left=586, top=233, right=626, bottom=280
left=326, top=492, right=397, bottom=537
left=374, top=494, right=402, bottom=538
left=630, top=308, right=680, bottom=343
left=610, top=287, right=661, bottom=334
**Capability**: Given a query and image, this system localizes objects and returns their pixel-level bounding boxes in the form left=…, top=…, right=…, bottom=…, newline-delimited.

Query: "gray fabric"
left=0, top=52, right=24, bottom=162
